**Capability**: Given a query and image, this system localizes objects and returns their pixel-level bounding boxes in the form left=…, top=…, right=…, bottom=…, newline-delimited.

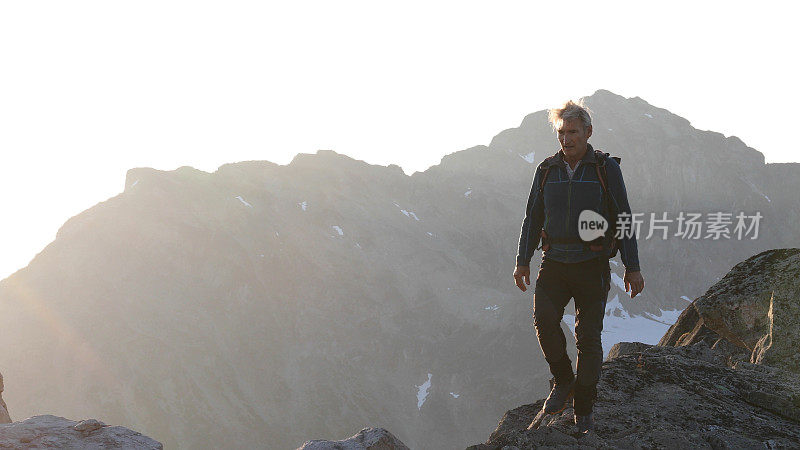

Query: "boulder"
left=0, top=415, right=162, bottom=449
left=605, top=341, right=652, bottom=361
left=298, top=427, right=409, bottom=450
left=660, top=248, right=800, bottom=371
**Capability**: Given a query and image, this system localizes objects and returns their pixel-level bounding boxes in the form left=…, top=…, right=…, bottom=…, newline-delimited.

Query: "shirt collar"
left=556, top=143, right=596, bottom=167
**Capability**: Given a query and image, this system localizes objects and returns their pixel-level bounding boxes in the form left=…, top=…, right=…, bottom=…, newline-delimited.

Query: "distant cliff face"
left=1, top=90, right=798, bottom=449
left=469, top=248, right=800, bottom=449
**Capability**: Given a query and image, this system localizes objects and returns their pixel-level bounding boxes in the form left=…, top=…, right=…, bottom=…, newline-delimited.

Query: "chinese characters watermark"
left=613, top=211, right=763, bottom=240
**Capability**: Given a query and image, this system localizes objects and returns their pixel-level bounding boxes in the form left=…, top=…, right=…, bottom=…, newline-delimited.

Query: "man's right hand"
left=514, top=265, right=531, bottom=292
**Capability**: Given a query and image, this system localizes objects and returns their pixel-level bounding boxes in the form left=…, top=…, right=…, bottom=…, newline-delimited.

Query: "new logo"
left=578, top=210, right=608, bottom=242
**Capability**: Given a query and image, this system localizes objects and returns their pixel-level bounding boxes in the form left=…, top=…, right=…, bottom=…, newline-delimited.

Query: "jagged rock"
left=0, top=415, right=162, bottom=449
left=750, top=281, right=800, bottom=373
left=73, top=418, right=106, bottom=433
left=605, top=341, right=652, bottom=361
left=0, top=371, right=10, bottom=424
left=470, top=341, right=800, bottom=449
left=473, top=249, right=800, bottom=449
left=660, top=248, right=800, bottom=372
left=298, top=427, right=409, bottom=450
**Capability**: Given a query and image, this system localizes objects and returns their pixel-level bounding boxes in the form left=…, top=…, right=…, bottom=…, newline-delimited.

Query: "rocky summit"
left=467, top=343, right=800, bottom=449
left=465, top=248, right=800, bottom=449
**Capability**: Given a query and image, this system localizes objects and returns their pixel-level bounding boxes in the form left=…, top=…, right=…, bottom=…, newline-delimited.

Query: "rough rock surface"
left=467, top=248, right=800, bottom=449
left=751, top=280, right=800, bottom=371
left=467, top=341, right=800, bottom=449
left=0, top=415, right=162, bottom=449
left=298, top=427, right=410, bottom=450
left=660, top=248, right=800, bottom=373
left=0, top=371, right=10, bottom=424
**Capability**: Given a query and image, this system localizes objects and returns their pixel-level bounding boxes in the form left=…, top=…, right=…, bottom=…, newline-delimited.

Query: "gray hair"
left=548, top=99, right=592, bottom=131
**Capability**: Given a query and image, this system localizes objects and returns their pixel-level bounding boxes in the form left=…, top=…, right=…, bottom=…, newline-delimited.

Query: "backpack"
left=536, top=149, right=621, bottom=258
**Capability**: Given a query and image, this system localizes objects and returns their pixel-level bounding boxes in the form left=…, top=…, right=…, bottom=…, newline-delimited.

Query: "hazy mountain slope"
left=0, top=90, right=796, bottom=449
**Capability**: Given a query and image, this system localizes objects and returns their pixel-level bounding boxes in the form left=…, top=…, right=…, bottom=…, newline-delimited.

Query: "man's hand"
left=514, top=265, right=531, bottom=292
left=624, top=270, right=645, bottom=298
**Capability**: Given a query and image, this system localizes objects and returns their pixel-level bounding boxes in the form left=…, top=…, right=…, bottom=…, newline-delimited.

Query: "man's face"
left=557, top=117, right=592, bottom=160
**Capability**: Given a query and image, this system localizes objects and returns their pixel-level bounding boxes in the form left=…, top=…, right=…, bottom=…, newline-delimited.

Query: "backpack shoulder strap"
left=592, top=149, right=622, bottom=192
left=537, top=152, right=560, bottom=191
left=593, top=150, right=610, bottom=194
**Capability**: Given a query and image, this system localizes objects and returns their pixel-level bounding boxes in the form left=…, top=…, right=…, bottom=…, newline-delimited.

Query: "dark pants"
left=532, top=256, right=610, bottom=413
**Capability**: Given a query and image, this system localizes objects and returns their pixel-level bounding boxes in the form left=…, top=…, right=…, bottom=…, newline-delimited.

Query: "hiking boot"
left=543, top=376, right=575, bottom=414
left=574, top=411, right=594, bottom=434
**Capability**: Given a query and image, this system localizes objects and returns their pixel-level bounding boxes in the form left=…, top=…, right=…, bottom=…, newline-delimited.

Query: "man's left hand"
left=624, top=271, right=645, bottom=298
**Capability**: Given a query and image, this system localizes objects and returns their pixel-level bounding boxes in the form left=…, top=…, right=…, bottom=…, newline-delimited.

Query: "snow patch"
left=131, top=179, right=139, bottom=187
left=464, top=189, right=472, bottom=198
left=416, top=373, right=432, bottom=410
left=742, top=177, right=772, bottom=203
left=519, top=151, right=536, bottom=163
left=604, top=294, right=629, bottom=319
left=484, top=305, right=500, bottom=311
left=400, top=209, right=420, bottom=221
left=355, top=242, right=361, bottom=249
left=427, top=232, right=433, bottom=236
left=680, top=295, right=692, bottom=302
left=332, top=225, right=344, bottom=236
left=450, top=392, right=460, bottom=398
left=609, top=260, right=619, bottom=266
left=299, top=201, right=308, bottom=211
left=235, top=196, right=253, bottom=208
left=643, top=308, right=685, bottom=325
left=644, top=113, right=653, bottom=118
left=610, top=272, right=627, bottom=292
left=394, top=202, right=421, bottom=221
left=562, top=298, right=684, bottom=358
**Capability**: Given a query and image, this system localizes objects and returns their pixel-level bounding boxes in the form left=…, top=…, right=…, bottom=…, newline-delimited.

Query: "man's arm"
left=516, top=164, right=546, bottom=267
left=605, top=158, right=641, bottom=273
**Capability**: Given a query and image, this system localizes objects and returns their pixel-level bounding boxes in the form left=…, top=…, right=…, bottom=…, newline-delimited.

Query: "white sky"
left=1, top=1, right=798, bottom=280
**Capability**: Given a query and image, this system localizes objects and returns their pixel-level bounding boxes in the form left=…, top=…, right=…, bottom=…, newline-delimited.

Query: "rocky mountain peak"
left=3, top=90, right=799, bottom=449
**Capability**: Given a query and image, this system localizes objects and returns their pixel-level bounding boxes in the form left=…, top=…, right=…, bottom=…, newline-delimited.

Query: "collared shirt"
left=558, top=148, right=596, bottom=180
left=564, top=159, right=580, bottom=180
left=560, top=151, right=588, bottom=180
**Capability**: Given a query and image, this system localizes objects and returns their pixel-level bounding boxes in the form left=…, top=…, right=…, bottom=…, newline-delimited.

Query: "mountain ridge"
left=2, top=89, right=798, bottom=449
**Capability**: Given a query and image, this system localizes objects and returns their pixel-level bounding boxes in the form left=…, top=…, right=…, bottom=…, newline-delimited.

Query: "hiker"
left=513, top=99, right=645, bottom=434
